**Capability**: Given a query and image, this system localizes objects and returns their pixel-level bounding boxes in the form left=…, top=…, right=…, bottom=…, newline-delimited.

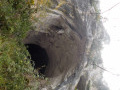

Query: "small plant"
left=55, top=0, right=66, bottom=10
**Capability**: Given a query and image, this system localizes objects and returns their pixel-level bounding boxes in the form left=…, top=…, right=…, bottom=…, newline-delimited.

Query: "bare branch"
left=102, top=2, right=120, bottom=14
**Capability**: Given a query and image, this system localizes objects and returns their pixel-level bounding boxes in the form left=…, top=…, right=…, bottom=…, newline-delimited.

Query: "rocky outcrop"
left=24, top=0, right=109, bottom=90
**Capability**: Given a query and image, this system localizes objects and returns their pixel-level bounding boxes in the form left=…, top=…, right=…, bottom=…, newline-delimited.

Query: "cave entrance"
left=25, top=44, right=49, bottom=75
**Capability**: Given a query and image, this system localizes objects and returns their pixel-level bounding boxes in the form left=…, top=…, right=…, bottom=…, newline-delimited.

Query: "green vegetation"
left=0, top=0, right=51, bottom=89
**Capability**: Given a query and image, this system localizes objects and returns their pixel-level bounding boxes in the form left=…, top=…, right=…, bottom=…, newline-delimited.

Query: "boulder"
left=24, top=0, right=109, bottom=89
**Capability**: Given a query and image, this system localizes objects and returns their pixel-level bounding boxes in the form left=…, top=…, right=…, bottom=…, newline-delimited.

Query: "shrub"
left=0, top=0, right=40, bottom=89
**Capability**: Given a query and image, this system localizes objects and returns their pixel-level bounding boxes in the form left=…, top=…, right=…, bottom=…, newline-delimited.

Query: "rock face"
left=24, top=0, right=109, bottom=90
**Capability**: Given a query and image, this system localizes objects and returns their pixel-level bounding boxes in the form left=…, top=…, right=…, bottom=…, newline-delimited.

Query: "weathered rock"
left=24, top=0, right=109, bottom=90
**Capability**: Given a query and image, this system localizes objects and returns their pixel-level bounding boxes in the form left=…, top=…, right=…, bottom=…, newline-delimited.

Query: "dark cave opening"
left=25, top=44, right=49, bottom=75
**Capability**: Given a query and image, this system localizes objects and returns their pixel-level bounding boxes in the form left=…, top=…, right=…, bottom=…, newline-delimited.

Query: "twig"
left=92, top=62, right=120, bottom=76
left=102, top=2, right=120, bottom=14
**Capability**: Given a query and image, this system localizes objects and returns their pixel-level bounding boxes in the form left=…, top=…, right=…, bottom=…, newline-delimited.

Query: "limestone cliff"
left=24, top=0, right=109, bottom=90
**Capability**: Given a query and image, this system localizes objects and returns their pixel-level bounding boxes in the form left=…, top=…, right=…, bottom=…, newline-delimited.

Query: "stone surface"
left=24, top=0, right=109, bottom=90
